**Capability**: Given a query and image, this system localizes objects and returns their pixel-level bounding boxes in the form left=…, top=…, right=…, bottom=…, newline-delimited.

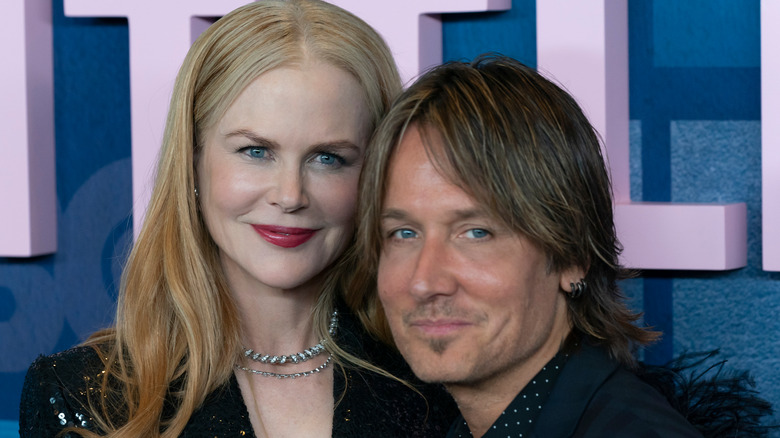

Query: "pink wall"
left=3, top=0, right=776, bottom=271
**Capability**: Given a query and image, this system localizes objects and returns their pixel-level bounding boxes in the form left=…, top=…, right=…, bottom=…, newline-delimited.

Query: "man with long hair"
left=351, top=54, right=702, bottom=437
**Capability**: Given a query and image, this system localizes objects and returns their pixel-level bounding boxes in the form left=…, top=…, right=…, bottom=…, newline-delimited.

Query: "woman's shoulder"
left=334, top=309, right=458, bottom=437
left=24, top=345, right=108, bottom=396
left=19, top=345, right=109, bottom=437
left=31, top=344, right=105, bottom=372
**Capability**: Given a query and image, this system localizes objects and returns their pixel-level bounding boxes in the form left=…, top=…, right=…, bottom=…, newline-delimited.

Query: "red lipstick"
left=252, top=225, right=317, bottom=248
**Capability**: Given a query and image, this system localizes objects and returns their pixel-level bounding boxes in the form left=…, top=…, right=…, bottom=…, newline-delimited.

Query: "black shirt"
left=447, top=352, right=569, bottom=438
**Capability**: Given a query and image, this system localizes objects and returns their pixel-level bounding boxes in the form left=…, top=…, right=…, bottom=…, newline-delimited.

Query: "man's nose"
left=409, top=237, right=458, bottom=301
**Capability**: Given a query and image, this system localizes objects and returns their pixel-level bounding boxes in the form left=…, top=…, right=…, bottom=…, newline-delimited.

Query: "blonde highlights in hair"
left=77, top=2, right=400, bottom=436
left=351, top=54, right=657, bottom=367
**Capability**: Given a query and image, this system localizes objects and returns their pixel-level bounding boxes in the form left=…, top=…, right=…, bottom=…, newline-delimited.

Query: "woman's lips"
left=252, top=225, right=318, bottom=248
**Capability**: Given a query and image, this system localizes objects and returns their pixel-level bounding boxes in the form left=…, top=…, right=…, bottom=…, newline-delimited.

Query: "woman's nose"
left=267, top=166, right=309, bottom=213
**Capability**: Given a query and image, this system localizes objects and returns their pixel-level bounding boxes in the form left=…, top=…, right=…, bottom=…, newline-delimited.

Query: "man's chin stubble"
left=428, top=338, right=451, bottom=355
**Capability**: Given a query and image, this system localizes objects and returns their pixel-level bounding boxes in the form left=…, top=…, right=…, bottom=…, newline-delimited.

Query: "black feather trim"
left=637, top=350, right=777, bottom=438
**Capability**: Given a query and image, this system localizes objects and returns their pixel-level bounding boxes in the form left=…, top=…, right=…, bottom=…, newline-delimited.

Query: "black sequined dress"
left=19, top=308, right=457, bottom=437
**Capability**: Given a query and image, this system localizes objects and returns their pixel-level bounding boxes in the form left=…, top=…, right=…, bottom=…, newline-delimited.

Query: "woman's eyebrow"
left=224, top=129, right=277, bottom=148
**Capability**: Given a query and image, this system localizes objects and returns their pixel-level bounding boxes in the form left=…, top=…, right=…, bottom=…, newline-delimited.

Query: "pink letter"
left=63, top=0, right=249, bottom=235
left=0, top=0, right=56, bottom=257
left=329, top=1, right=511, bottom=85
left=762, top=0, right=780, bottom=271
left=537, top=0, right=747, bottom=270
left=64, top=0, right=511, bottom=236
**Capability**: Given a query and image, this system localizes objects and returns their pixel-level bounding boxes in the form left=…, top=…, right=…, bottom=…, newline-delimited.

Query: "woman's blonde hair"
left=78, top=1, right=400, bottom=436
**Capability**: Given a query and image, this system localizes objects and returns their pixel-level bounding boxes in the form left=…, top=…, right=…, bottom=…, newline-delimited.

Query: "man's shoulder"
left=574, top=364, right=703, bottom=437
left=534, top=343, right=702, bottom=437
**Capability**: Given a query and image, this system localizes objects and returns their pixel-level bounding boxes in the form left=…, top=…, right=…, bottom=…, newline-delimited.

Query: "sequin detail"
left=19, top=310, right=458, bottom=437
left=34, top=366, right=95, bottom=432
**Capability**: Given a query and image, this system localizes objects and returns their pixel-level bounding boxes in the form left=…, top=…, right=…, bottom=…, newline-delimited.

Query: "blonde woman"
left=19, top=1, right=456, bottom=436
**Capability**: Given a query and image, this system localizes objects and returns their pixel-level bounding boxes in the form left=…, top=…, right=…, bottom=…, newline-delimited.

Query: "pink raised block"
left=616, top=203, right=747, bottom=270
left=64, top=0, right=511, bottom=236
left=537, top=0, right=747, bottom=270
left=761, top=0, right=780, bottom=271
left=0, top=0, right=56, bottom=257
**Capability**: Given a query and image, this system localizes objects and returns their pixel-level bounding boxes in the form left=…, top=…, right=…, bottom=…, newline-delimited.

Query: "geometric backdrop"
left=1, top=0, right=777, bottom=431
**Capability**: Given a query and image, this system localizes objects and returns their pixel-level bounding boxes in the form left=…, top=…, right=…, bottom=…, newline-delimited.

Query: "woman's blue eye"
left=392, top=229, right=417, bottom=239
left=246, top=147, right=266, bottom=159
left=316, top=153, right=344, bottom=166
left=465, top=228, right=489, bottom=239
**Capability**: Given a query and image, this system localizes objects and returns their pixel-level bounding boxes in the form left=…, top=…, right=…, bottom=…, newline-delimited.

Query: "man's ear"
left=559, top=265, right=587, bottom=293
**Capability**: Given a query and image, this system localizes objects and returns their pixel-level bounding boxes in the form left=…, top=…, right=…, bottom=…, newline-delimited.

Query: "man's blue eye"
left=392, top=229, right=417, bottom=239
left=466, top=228, right=489, bottom=239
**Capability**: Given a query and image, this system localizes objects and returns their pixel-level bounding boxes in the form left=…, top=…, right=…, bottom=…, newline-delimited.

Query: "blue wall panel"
left=653, top=0, right=760, bottom=68
left=1, top=0, right=777, bottom=431
left=0, top=0, right=131, bottom=422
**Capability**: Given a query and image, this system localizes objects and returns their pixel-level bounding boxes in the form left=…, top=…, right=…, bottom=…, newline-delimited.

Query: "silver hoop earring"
left=569, top=279, right=586, bottom=299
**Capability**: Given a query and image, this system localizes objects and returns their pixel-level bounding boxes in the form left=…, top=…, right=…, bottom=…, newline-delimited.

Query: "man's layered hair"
left=348, top=54, right=657, bottom=366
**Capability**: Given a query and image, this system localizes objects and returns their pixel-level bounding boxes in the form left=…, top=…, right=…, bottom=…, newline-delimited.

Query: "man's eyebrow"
left=310, top=141, right=362, bottom=153
left=380, top=207, right=490, bottom=222
left=449, top=208, right=490, bottom=221
left=380, top=209, right=409, bottom=221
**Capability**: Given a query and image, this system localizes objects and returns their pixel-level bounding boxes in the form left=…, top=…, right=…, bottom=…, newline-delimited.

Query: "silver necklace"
left=236, top=310, right=338, bottom=379
left=236, top=355, right=332, bottom=379
left=242, top=310, right=338, bottom=365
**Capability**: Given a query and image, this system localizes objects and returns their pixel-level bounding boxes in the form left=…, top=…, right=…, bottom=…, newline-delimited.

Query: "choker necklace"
left=242, top=310, right=338, bottom=365
left=237, top=310, right=338, bottom=379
